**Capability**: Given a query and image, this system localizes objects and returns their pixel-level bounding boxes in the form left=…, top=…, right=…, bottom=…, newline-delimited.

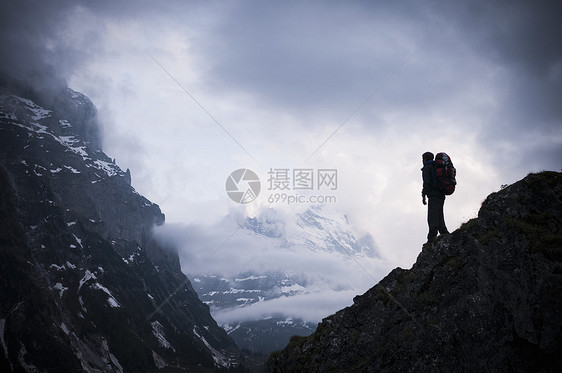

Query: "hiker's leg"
left=438, top=197, right=449, bottom=234
left=427, top=197, right=440, bottom=242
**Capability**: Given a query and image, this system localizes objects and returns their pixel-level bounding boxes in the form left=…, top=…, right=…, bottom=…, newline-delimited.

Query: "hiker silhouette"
left=421, top=152, right=449, bottom=243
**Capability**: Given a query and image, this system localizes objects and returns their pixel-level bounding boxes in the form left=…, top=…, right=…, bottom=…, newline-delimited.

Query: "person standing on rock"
left=421, top=151, right=449, bottom=243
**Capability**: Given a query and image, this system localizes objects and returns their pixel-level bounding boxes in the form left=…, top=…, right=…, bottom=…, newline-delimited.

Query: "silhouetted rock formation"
left=268, top=171, right=562, bottom=372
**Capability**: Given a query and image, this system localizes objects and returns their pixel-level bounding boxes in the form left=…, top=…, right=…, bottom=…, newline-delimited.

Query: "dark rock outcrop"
left=0, top=78, right=244, bottom=372
left=268, top=171, right=562, bottom=372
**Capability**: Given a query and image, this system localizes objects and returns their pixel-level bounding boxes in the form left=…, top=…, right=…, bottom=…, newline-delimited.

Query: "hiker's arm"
left=421, top=167, right=430, bottom=197
left=421, top=166, right=431, bottom=204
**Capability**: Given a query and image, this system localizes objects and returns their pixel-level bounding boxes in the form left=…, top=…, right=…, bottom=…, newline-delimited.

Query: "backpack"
left=434, top=152, right=456, bottom=195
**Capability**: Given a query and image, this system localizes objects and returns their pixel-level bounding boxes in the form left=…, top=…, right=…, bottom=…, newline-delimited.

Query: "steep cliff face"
left=0, top=79, right=243, bottom=372
left=268, top=171, right=562, bottom=372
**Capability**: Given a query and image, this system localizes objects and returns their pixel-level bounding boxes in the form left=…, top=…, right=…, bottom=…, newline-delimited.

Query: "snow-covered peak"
left=243, top=204, right=379, bottom=258
left=292, top=205, right=379, bottom=257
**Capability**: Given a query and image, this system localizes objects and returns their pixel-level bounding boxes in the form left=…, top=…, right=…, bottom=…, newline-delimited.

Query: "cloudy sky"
left=2, top=0, right=561, bottom=321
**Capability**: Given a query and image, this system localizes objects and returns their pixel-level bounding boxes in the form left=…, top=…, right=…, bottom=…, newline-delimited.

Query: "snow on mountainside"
left=0, top=80, right=243, bottom=372
left=185, top=205, right=384, bottom=354
left=1, top=94, right=124, bottom=181
left=289, top=205, right=379, bottom=258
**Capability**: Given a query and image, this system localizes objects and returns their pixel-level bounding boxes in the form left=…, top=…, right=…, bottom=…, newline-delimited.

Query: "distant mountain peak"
left=188, top=204, right=382, bottom=354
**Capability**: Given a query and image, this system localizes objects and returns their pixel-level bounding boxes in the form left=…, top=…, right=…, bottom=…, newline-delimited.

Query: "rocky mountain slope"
left=0, top=77, right=244, bottom=372
left=268, top=171, right=562, bottom=372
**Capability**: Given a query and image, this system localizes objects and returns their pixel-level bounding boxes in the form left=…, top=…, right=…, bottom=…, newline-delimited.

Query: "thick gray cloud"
left=178, top=0, right=560, bottom=178
left=428, top=1, right=562, bottom=173
left=3, top=1, right=559, bottom=132
left=192, top=1, right=435, bottom=129
left=201, top=1, right=561, bottom=116
left=0, top=1, right=183, bottom=80
left=0, top=1, right=67, bottom=88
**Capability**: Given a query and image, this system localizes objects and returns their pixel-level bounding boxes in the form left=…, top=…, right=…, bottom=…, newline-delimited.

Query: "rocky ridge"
left=268, top=171, right=562, bottom=372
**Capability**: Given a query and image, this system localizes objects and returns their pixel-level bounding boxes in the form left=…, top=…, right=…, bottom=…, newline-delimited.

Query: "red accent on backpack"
left=434, top=152, right=456, bottom=195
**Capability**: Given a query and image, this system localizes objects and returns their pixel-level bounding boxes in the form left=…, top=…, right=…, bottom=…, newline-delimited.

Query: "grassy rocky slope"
left=268, top=171, right=562, bottom=372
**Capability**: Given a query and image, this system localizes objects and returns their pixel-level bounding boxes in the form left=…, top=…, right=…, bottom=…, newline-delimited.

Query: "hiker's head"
left=422, top=152, right=434, bottom=163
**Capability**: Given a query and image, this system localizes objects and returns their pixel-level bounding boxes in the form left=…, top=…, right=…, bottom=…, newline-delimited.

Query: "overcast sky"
left=2, top=0, right=561, bottom=321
